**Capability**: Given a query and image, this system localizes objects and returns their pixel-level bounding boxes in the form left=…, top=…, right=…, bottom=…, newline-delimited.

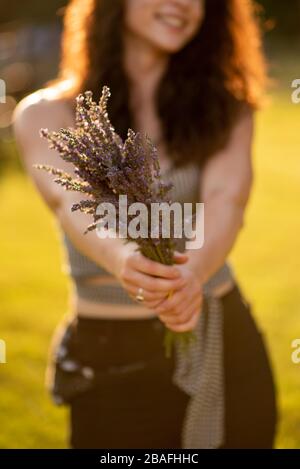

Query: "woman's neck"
left=123, top=30, right=169, bottom=102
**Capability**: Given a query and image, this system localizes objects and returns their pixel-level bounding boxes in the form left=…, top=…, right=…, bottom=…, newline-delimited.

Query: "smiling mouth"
left=155, top=12, right=187, bottom=31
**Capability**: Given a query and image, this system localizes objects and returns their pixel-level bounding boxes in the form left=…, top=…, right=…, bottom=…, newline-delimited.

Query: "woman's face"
left=124, top=0, right=205, bottom=54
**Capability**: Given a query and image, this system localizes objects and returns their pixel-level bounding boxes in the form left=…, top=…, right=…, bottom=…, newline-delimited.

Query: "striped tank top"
left=61, top=161, right=235, bottom=301
left=59, top=160, right=235, bottom=448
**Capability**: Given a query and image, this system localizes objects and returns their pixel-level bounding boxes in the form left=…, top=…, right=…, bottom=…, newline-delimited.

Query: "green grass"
left=0, top=169, right=71, bottom=448
left=229, top=88, right=300, bottom=449
left=0, top=57, right=300, bottom=448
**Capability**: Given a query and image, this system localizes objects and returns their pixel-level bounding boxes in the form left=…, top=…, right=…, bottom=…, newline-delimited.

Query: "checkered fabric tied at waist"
left=172, top=285, right=225, bottom=449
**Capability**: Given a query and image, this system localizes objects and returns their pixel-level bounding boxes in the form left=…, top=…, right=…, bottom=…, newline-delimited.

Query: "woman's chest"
left=163, top=163, right=201, bottom=205
left=132, top=101, right=201, bottom=204
left=132, top=103, right=173, bottom=173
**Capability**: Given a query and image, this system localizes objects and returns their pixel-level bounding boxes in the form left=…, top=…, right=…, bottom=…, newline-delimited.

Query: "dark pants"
left=219, top=284, right=278, bottom=448
left=60, top=283, right=277, bottom=449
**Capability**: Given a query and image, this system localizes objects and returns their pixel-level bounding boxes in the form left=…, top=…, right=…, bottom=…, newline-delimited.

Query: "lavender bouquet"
left=34, top=86, right=197, bottom=358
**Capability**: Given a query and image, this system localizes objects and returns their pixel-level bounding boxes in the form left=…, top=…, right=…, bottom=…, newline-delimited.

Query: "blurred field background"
left=0, top=0, right=300, bottom=449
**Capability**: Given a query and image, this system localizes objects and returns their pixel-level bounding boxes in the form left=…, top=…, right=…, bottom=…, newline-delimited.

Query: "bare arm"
left=12, top=91, right=186, bottom=307
left=152, top=109, right=255, bottom=331
left=186, top=108, right=255, bottom=283
left=12, top=92, right=130, bottom=277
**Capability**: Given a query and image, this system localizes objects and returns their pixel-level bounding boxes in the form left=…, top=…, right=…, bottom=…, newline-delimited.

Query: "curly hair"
left=51, top=0, right=268, bottom=168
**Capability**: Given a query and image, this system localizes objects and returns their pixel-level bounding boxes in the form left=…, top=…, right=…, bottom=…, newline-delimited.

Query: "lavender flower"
left=34, top=86, right=196, bottom=358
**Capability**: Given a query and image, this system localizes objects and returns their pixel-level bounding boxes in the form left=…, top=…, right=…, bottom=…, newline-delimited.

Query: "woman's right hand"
left=114, top=244, right=189, bottom=309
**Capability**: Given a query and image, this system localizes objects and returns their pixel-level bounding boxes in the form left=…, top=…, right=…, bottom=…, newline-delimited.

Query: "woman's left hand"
left=153, top=255, right=203, bottom=333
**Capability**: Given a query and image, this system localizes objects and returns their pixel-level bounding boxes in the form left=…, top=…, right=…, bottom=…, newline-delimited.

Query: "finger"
left=159, top=297, right=202, bottom=325
left=172, top=251, right=189, bottom=264
left=134, top=291, right=171, bottom=310
left=131, top=253, right=182, bottom=279
left=125, top=283, right=169, bottom=302
left=142, top=298, right=168, bottom=309
left=147, top=300, right=169, bottom=312
left=163, top=308, right=201, bottom=333
left=154, top=285, right=201, bottom=314
left=154, top=290, right=186, bottom=314
left=128, top=293, right=161, bottom=308
left=122, top=269, right=187, bottom=293
left=127, top=291, right=169, bottom=310
left=158, top=292, right=202, bottom=320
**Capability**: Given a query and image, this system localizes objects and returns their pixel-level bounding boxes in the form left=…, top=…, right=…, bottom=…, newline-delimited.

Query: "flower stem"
left=163, top=327, right=198, bottom=359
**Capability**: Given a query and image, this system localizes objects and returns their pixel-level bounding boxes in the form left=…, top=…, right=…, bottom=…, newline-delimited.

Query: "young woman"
left=13, top=0, right=278, bottom=449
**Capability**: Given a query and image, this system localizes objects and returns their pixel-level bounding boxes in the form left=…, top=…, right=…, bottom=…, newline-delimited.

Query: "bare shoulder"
left=232, top=105, right=254, bottom=141
left=12, top=84, right=78, bottom=210
left=12, top=84, right=75, bottom=147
